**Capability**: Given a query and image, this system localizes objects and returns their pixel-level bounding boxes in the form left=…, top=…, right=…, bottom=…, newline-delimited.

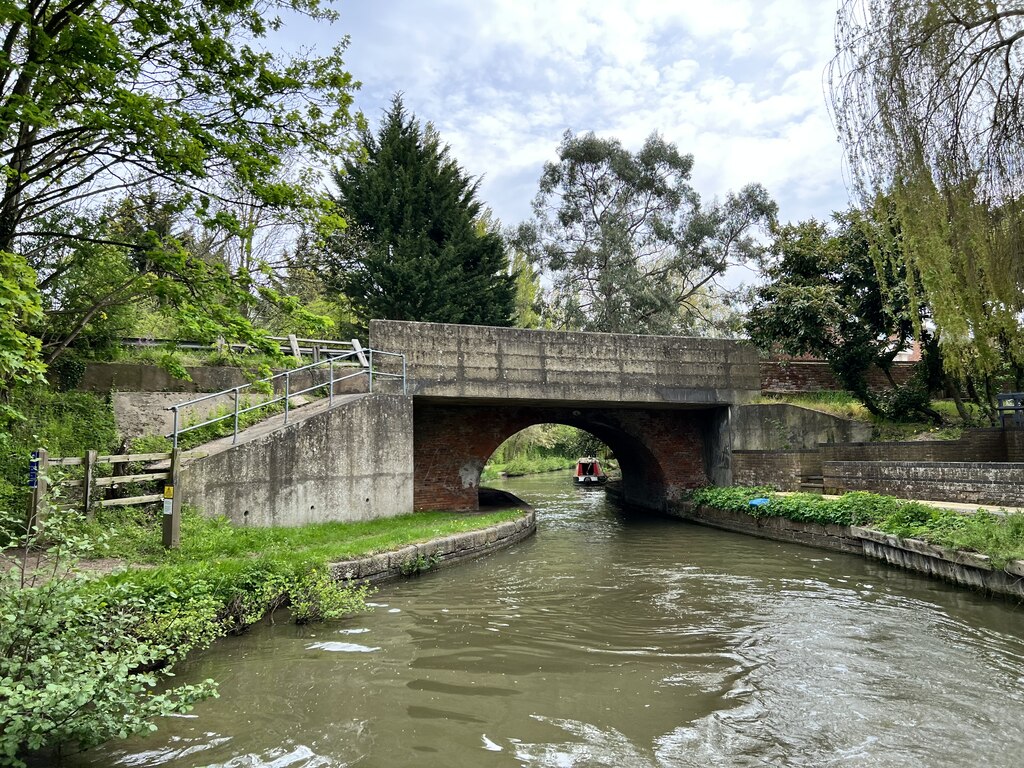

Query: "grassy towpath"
left=79, top=506, right=528, bottom=571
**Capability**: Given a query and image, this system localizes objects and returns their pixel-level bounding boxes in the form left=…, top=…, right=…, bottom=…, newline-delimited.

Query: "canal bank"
left=659, top=494, right=1024, bottom=602
left=329, top=509, right=536, bottom=584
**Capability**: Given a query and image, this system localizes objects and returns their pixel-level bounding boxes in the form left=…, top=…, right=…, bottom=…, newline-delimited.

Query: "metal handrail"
left=997, top=392, right=1024, bottom=429
left=167, top=347, right=408, bottom=449
left=119, top=335, right=359, bottom=362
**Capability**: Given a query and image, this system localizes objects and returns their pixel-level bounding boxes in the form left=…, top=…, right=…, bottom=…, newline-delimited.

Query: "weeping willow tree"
left=830, top=0, right=1024, bottom=394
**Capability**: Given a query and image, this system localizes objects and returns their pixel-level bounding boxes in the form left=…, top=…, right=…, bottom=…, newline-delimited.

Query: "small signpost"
left=27, top=449, right=48, bottom=534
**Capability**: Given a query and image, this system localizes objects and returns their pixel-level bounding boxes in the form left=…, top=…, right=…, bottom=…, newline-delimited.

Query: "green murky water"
left=75, top=473, right=1024, bottom=767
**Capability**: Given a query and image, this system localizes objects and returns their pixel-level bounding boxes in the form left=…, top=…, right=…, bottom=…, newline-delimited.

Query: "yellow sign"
left=164, top=485, right=174, bottom=499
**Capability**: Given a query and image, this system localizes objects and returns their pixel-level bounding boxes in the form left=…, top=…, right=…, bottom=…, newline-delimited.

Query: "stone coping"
left=329, top=511, right=536, bottom=584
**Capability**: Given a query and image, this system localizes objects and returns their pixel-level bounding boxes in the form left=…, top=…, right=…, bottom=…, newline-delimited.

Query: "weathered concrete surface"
left=731, top=403, right=872, bottom=450
left=179, top=394, right=413, bottom=526
left=670, top=502, right=1024, bottom=599
left=329, top=511, right=536, bottom=584
left=824, top=461, right=1024, bottom=507
left=369, top=320, right=760, bottom=406
left=112, top=391, right=251, bottom=441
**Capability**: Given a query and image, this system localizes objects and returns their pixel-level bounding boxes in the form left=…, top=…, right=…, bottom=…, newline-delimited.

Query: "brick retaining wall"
left=823, top=461, right=1024, bottom=506
left=819, top=429, right=1007, bottom=464
left=732, top=450, right=821, bottom=491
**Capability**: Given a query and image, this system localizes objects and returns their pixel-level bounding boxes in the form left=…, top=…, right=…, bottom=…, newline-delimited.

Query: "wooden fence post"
left=82, top=449, right=97, bottom=520
left=27, top=448, right=48, bottom=535
left=287, top=333, right=301, bottom=360
left=162, top=448, right=181, bottom=549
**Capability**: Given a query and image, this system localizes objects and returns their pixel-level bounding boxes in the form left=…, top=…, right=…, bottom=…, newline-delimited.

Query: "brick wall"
left=823, top=461, right=1024, bottom=506
left=1007, top=431, right=1024, bottom=462
left=414, top=403, right=719, bottom=512
left=759, top=360, right=918, bottom=393
left=819, top=429, right=1007, bottom=464
left=732, top=450, right=822, bottom=490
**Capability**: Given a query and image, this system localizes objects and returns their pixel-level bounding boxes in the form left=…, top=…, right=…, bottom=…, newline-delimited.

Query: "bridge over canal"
left=371, top=321, right=759, bottom=513
left=179, top=321, right=761, bottom=524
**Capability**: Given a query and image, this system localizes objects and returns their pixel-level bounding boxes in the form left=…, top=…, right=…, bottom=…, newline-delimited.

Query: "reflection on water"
left=72, top=472, right=1024, bottom=767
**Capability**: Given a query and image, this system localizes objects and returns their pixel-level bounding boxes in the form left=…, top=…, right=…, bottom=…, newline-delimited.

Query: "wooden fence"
left=28, top=448, right=183, bottom=548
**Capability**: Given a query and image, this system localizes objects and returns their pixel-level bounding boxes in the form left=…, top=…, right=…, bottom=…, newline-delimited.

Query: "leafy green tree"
left=329, top=96, right=515, bottom=327
left=830, top=0, right=1024, bottom=382
left=0, top=251, right=44, bottom=400
left=0, top=0, right=361, bottom=392
left=511, top=130, right=776, bottom=335
left=509, top=248, right=543, bottom=329
left=746, top=211, right=942, bottom=422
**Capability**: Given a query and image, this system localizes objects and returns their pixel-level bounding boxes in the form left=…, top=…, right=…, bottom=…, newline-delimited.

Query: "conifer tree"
left=330, top=96, right=515, bottom=327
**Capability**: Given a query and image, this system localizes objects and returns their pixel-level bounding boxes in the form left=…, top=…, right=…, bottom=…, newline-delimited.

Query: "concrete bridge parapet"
left=369, top=320, right=761, bottom=406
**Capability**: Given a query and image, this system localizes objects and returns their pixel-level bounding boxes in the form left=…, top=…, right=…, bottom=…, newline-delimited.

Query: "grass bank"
left=754, top=391, right=983, bottom=441
left=481, top=455, right=577, bottom=481
left=89, top=505, right=526, bottom=566
left=688, top=487, right=1024, bottom=568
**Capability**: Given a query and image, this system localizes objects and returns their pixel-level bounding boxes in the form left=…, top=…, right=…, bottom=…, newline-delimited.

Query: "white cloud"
left=278, top=0, right=851, bottom=227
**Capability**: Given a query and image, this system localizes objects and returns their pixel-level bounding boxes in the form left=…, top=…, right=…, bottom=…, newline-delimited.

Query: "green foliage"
left=0, top=250, right=45, bottom=395
left=512, top=130, right=776, bottom=334
left=1, top=0, right=361, bottom=387
left=0, top=384, right=119, bottom=519
left=482, top=424, right=610, bottom=480
left=0, top=506, right=217, bottom=766
left=746, top=210, right=940, bottom=422
left=398, top=552, right=441, bottom=577
left=689, top=487, right=1024, bottom=567
left=156, top=350, right=192, bottom=382
left=328, top=94, right=516, bottom=328
left=497, top=455, right=577, bottom=478
left=830, top=1, right=1024, bottom=383
left=510, top=248, right=543, bottom=328
left=287, top=568, right=372, bottom=624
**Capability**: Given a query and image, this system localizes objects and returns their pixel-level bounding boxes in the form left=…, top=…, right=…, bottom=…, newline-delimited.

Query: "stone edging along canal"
left=329, top=510, right=537, bottom=584
left=671, top=503, right=1024, bottom=601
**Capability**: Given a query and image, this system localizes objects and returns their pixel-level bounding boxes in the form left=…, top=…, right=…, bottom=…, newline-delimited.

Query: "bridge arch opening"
left=483, top=424, right=615, bottom=482
left=412, top=402, right=725, bottom=514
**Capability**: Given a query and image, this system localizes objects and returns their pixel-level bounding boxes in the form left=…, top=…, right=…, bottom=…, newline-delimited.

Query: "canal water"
left=78, top=473, right=1023, bottom=767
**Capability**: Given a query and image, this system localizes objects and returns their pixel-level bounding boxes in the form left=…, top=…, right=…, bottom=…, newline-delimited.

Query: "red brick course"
left=760, top=360, right=918, bottom=393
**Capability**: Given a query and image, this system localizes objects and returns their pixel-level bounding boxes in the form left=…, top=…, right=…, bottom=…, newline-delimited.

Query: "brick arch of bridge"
left=413, top=402, right=727, bottom=512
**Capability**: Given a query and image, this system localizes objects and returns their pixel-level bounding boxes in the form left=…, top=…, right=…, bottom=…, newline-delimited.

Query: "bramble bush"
left=0, top=506, right=217, bottom=767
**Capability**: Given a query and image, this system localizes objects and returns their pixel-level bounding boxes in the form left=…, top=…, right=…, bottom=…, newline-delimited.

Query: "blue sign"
left=28, top=451, right=39, bottom=489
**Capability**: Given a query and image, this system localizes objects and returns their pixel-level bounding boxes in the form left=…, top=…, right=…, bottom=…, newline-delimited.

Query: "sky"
left=285, top=0, right=852, bottom=231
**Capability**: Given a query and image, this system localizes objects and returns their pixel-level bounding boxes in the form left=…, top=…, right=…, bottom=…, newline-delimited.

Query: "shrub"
left=0, top=507, right=217, bottom=767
